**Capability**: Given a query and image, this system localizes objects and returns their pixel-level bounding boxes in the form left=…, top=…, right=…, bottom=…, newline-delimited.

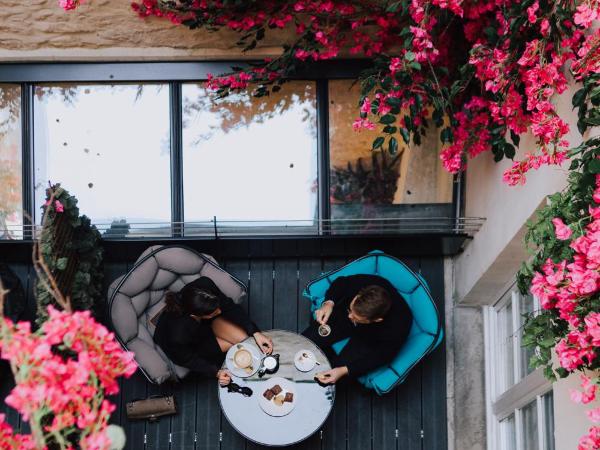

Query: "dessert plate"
left=259, top=377, right=296, bottom=417
left=294, top=349, right=317, bottom=372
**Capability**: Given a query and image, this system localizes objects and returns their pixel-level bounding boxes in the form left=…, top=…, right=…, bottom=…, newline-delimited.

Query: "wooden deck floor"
left=1, top=253, right=447, bottom=450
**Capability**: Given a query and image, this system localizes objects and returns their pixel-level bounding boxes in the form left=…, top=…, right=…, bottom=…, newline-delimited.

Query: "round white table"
left=218, top=329, right=335, bottom=446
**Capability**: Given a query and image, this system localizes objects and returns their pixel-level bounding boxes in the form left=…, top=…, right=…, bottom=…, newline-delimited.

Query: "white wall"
left=554, top=372, right=600, bottom=449
left=454, top=84, right=580, bottom=306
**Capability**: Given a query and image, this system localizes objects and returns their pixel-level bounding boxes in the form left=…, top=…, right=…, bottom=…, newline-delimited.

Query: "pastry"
left=263, top=389, right=275, bottom=400
left=284, top=392, right=294, bottom=403
left=273, top=394, right=285, bottom=406
left=271, top=384, right=283, bottom=395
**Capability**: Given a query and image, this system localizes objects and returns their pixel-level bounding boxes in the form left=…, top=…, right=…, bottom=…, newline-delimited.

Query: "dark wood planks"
left=419, top=257, right=447, bottom=450
left=220, top=259, right=249, bottom=450
left=321, top=256, right=348, bottom=450
left=144, top=383, right=171, bottom=450
left=121, top=372, right=149, bottom=450
left=1, top=253, right=447, bottom=450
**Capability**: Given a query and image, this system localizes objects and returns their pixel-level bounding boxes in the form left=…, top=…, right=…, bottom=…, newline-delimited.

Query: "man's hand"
left=315, top=366, right=348, bottom=385
left=253, top=332, right=273, bottom=354
left=315, top=300, right=334, bottom=325
left=217, top=369, right=232, bottom=386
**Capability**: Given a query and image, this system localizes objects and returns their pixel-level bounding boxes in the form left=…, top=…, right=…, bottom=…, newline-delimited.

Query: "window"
left=328, top=79, right=454, bottom=225
left=0, top=63, right=467, bottom=240
left=485, top=284, right=555, bottom=450
left=0, top=84, right=22, bottom=240
left=182, top=81, right=317, bottom=233
left=33, top=84, right=171, bottom=235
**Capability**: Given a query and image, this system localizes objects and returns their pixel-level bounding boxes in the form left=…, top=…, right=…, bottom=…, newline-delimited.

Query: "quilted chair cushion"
left=108, top=245, right=247, bottom=384
left=303, top=250, right=443, bottom=395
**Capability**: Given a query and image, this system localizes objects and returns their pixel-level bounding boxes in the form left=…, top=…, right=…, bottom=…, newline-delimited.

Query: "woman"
left=154, top=276, right=272, bottom=386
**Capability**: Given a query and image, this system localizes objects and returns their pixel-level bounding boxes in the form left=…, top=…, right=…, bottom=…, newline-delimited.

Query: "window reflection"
left=328, top=80, right=453, bottom=227
left=182, top=81, right=317, bottom=232
left=499, top=414, right=516, bottom=450
left=519, top=294, right=536, bottom=378
left=0, top=84, right=22, bottom=240
left=497, top=301, right=515, bottom=393
left=543, top=391, right=555, bottom=450
left=521, top=400, right=539, bottom=450
left=33, top=84, right=171, bottom=236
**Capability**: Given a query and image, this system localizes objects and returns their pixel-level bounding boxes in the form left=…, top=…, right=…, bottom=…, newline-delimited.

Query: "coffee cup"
left=233, top=348, right=252, bottom=368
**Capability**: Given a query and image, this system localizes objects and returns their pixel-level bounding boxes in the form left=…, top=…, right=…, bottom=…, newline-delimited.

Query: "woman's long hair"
left=165, top=283, right=220, bottom=316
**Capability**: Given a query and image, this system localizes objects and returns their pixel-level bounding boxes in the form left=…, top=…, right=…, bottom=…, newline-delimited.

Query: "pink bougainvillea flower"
left=54, top=200, right=64, bottom=213
left=580, top=426, right=600, bottom=450
left=571, top=375, right=598, bottom=404
left=552, top=217, right=573, bottom=240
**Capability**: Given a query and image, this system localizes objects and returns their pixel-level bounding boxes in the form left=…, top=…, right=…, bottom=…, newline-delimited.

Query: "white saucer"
left=294, top=349, right=317, bottom=372
left=259, top=377, right=296, bottom=417
left=225, top=343, right=262, bottom=378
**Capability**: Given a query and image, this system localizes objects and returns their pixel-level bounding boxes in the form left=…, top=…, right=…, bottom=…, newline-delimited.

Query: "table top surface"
left=218, top=329, right=336, bottom=446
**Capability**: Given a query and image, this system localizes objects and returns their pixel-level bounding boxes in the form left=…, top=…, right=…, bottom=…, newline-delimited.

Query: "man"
left=303, top=274, right=413, bottom=384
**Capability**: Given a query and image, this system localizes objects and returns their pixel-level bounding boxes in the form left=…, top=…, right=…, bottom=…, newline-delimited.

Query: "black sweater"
left=324, top=274, right=413, bottom=377
left=153, top=277, right=258, bottom=378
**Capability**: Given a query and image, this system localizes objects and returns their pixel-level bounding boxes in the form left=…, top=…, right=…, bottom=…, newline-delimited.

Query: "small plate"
left=294, top=349, right=317, bottom=372
left=259, top=377, right=296, bottom=417
left=225, top=343, right=262, bottom=378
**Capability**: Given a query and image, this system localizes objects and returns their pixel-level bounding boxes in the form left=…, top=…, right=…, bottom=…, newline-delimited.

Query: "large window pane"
left=519, top=293, right=536, bottom=378
left=182, top=82, right=317, bottom=233
left=33, top=84, right=171, bottom=236
left=497, top=301, right=515, bottom=393
left=543, top=391, right=555, bottom=450
left=0, top=84, right=22, bottom=240
left=521, top=400, right=539, bottom=450
left=328, top=80, right=453, bottom=227
left=498, top=414, right=516, bottom=450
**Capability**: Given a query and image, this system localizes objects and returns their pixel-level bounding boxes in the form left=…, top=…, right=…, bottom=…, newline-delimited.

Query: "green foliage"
left=36, top=184, right=104, bottom=323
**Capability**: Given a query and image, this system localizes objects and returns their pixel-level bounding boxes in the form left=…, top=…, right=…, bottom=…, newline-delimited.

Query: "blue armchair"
left=302, top=250, right=443, bottom=395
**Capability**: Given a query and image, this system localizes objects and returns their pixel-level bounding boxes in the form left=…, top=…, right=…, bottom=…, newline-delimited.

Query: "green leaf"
left=389, top=136, right=398, bottom=155
left=372, top=137, right=385, bottom=149
left=587, top=159, right=600, bottom=174
left=503, top=142, right=516, bottom=159
left=572, top=88, right=586, bottom=108
left=405, top=51, right=416, bottom=62
left=56, top=257, right=68, bottom=271
left=400, top=127, right=410, bottom=144
left=380, top=114, right=396, bottom=125
left=386, top=1, right=401, bottom=13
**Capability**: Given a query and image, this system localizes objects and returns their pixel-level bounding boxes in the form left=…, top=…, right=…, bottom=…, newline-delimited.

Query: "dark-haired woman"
left=154, top=276, right=272, bottom=386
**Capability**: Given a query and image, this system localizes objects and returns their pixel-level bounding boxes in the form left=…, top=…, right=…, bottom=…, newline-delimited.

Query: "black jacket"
left=324, top=274, right=413, bottom=377
left=153, top=277, right=258, bottom=378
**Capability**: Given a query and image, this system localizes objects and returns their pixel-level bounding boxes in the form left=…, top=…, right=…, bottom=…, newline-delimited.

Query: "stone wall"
left=0, top=0, right=293, bottom=61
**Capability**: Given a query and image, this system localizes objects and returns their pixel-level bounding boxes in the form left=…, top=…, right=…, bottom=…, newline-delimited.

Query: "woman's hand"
left=216, top=369, right=232, bottom=386
left=315, top=366, right=348, bottom=385
left=253, top=332, right=273, bottom=354
left=315, top=300, right=334, bottom=325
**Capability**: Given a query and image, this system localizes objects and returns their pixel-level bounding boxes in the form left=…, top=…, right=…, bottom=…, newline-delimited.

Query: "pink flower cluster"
left=58, top=0, right=600, bottom=187
left=440, top=97, right=491, bottom=173
left=580, top=426, right=600, bottom=450
left=0, top=306, right=137, bottom=449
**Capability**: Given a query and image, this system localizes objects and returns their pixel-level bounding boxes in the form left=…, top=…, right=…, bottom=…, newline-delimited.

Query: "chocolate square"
left=263, top=389, right=275, bottom=400
left=284, top=392, right=294, bottom=403
left=271, top=384, right=283, bottom=395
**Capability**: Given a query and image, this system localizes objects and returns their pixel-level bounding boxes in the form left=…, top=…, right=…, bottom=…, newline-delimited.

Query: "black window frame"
left=0, top=60, right=463, bottom=240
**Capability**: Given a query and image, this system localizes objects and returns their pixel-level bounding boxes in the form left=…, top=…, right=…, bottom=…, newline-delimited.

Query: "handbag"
left=125, top=395, right=177, bottom=422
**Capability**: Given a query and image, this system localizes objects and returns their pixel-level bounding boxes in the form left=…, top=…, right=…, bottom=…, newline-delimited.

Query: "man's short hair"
left=353, top=285, right=392, bottom=320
